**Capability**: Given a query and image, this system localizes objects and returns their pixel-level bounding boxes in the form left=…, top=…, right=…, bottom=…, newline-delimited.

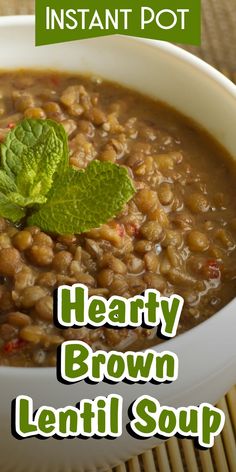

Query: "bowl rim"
left=0, top=15, right=235, bottom=375
left=1, top=15, right=236, bottom=99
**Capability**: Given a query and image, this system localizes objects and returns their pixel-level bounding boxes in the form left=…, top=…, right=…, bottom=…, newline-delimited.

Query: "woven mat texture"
left=0, top=1, right=236, bottom=471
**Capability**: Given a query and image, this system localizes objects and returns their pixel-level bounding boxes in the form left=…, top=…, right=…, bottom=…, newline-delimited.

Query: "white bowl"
left=0, top=16, right=236, bottom=472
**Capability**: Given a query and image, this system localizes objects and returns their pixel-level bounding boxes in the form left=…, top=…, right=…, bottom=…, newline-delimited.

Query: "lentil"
left=187, top=230, right=209, bottom=252
left=17, top=286, right=46, bottom=309
left=140, top=221, right=163, bottom=242
left=0, top=248, right=21, bottom=277
left=35, top=296, right=53, bottom=321
left=13, top=231, right=33, bottom=251
left=52, top=251, right=73, bottom=273
left=158, top=182, right=174, bottom=206
left=7, top=312, right=32, bottom=327
left=28, top=245, right=54, bottom=266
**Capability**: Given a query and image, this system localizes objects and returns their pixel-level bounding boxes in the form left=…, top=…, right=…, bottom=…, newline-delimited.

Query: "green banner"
left=35, top=0, right=201, bottom=46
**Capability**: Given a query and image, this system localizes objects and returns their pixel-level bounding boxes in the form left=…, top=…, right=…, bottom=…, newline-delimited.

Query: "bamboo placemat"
left=115, top=388, right=236, bottom=472
left=0, top=1, right=236, bottom=471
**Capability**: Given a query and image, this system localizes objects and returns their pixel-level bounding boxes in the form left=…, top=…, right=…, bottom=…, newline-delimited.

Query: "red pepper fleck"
left=206, top=260, right=221, bottom=280
left=126, top=223, right=139, bottom=237
left=116, top=223, right=125, bottom=238
left=50, top=76, right=60, bottom=87
left=3, top=338, right=27, bottom=354
left=7, top=122, right=16, bottom=129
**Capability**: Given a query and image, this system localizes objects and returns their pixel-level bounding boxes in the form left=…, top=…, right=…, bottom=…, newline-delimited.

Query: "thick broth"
left=0, top=70, right=235, bottom=366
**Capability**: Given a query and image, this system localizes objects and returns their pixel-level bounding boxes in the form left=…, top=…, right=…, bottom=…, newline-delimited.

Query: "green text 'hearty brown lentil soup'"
left=0, top=70, right=235, bottom=367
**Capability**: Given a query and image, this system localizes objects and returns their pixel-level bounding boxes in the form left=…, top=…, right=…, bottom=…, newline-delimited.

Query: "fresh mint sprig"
left=0, top=192, right=25, bottom=223
left=0, top=119, right=135, bottom=233
left=1, top=119, right=68, bottom=207
left=28, top=160, right=135, bottom=234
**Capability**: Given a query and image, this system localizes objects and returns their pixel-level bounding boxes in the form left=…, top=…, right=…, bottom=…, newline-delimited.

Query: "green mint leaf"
left=1, top=119, right=68, bottom=207
left=0, top=192, right=25, bottom=223
left=0, top=169, right=18, bottom=194
left=0, top=170, right=25, bottom=212
left=28, top=160, right=135, bottom=234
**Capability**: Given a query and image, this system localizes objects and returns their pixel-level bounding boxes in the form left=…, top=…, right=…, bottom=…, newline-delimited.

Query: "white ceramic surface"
left=0, top=16, right=236, bottom=472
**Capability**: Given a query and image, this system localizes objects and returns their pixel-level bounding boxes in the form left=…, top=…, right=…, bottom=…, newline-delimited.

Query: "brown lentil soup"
left=0, top=70, right=235, bottom=367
